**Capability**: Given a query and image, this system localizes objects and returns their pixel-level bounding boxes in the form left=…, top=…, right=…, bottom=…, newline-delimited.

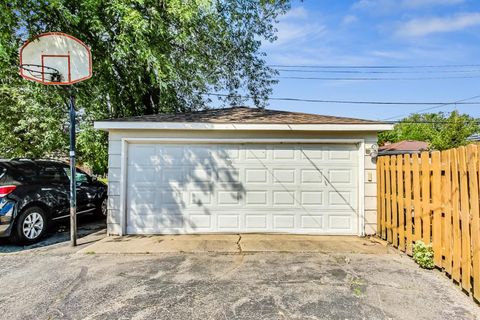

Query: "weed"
left=412, top=241, right=435, bottom=269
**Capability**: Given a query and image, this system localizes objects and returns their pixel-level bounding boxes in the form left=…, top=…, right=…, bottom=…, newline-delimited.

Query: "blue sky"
left=259, top=0, right=480, bottom=120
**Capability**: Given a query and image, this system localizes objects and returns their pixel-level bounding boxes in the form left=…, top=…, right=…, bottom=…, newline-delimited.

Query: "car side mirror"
left=91, top=176, right=98, bottom=182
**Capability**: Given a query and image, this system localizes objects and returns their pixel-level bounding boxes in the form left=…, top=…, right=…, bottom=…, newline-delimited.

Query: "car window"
left=63, top=168, right=91, bottom=184
left=8, top=164, right=38, bottom=182
left=38, top=166, right=68, bottom=183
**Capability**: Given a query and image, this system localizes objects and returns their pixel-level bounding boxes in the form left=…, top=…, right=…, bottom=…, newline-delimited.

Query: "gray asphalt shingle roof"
left=101, top=106, right=381, bottom=125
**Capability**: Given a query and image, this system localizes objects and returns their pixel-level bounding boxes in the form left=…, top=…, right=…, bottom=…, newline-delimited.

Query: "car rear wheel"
left=95, top=197, right=107, bottom=218
left=12, top=206, right=48, bottom=244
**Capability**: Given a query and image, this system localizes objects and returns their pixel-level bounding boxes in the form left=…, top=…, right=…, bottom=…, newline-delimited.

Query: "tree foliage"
left=0, top=0, right=290, bottom=173
left=378, top=111, right=480, bottom=150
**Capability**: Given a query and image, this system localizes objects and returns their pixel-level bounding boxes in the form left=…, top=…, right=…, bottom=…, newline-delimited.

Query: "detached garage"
left=95, top=107, right=392, bottom=236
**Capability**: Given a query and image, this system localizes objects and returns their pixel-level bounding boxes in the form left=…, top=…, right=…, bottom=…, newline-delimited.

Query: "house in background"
left=95, top=107, right=392, bottom=237
left=378, top=140, right=428, bottom=156
left=467, top=133, right=480, bottom=142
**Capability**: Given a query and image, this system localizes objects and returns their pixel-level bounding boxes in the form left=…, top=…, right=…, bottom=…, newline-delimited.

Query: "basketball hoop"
left=19, top=32, right=93, bottom=247
left=19, top=64, right=62, bottom=83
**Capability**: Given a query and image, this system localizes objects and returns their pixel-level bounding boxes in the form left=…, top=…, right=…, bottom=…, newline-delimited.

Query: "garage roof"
left=99, top=106, right=380, bottom=125
left=95, top=107, right=393, bottom=131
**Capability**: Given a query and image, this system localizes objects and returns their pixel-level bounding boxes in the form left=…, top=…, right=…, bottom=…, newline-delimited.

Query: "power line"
left=383, top=94, right=480, bottom=120
left=269, top=64, right=480, bottom=69
left=275, top=68, right=480, bottom=74
left=205, top=92, right=480, bottom=106
left=276, top=75, right=480, bottom=81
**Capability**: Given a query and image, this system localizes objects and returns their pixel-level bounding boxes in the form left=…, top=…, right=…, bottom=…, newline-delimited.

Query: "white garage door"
left=126, top=143, right=359, bottom=235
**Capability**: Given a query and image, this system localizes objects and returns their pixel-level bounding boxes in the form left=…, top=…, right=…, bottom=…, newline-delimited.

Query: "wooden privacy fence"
left=377, top=144, right=480, bottom=301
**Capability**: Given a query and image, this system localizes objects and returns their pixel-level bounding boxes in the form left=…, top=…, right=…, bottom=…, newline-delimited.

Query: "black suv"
left=0, top=159, right=107, bottom=243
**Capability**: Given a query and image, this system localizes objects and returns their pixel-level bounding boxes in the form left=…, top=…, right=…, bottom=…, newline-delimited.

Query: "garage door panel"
left=328, top=190, right=357, bottom=209
left=217, top=215, right=240, bottom=229
left=273, top=146, right=296, bottom=160
left=245, top=191, right=268, bottom=206
left=328, top=215, right=354, bottom=230
left=273, top=191, right=296, bottom=206
left=126, top=143, right=359, bottom=234
left=301, top=191, right=324, bottom=206
left=217, top=191, right=242, bottom=205
left=301, top=215, right=324, bottom=229
left=245, top=215, right=268, bottom=229
left=245, top=169, right=268, bottom=183
left=272, top=169, right=296, bottom=184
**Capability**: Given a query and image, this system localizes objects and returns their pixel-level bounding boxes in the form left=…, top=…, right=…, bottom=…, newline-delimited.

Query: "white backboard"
left=20, top=32, right=92, bottom=85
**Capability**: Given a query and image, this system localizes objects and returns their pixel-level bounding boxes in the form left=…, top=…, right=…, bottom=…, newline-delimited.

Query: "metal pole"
left=69, top=93, right=77, bottom=247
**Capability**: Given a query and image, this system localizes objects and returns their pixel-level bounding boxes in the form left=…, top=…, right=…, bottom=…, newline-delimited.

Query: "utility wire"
left=383, top=94, right=480, bottom=120
left=276, top=75, right=480, bottom=81
left=275, top=68, right=480, bottom=74
left=204, top=92, right=480, bottom=106
left=268, top=64, right=480, bottom=69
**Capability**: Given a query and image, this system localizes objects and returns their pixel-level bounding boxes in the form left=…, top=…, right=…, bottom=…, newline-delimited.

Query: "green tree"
left=378, top=111, right=480, bottom=150
left=0, top=0, right=290, bottom=173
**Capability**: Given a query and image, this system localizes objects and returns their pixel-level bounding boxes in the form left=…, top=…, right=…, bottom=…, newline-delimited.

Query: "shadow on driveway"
left=0, top=214, right=106, bottom=253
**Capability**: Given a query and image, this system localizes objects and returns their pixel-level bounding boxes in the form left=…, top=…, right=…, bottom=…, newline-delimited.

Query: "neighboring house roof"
left=467, top=133, right=480, bottom=141
left=99, top=106, right=381, bottom=124
left=379, top=140, right=428, bottom=155
left=95, top=106, right=393, bottom=132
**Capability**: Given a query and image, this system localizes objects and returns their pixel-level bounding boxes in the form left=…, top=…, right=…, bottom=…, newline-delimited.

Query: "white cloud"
left=272, top=22, right=326, bottom=46
left=403, top=0, right=464, bottom=7
left=353, top=0, right=464, bottom=11
left=342, top=15, right=358, bottom=25
left=282, top=6, right=308, bottom=19
left=396, top=12, right=480, bottom=37
left=266, top=6, right=326, bottom=47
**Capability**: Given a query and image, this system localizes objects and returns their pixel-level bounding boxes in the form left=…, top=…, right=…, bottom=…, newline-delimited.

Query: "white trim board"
left=118, top=137, right=366, bottom=236
left=95, top=122, right=393, bottom=132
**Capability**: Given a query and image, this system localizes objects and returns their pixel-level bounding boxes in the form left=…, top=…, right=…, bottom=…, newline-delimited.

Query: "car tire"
left=95, top=197, right=107, bottom=218
left=12, top=206, right=48, bottom=244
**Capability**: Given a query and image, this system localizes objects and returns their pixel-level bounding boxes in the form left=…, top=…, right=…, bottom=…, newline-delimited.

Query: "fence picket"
left=397, top=154, right=406, bottom=251
left=391, top=156, right=398, bottom=247
left=377, top=157, right=383, bottom=238
left=404, top=154, right=413, bottom=255
left=441, top=150, right=452, bottom=274
left=458, top=146, right=471, bottom=292
left=451, top=148, right=462, bottom=283
left=466, top=145, right=480, bottom=300
left=421, top=152, right=431, bottom=244
left=412, top=154, right=422, bottom=242
left=431, top=151, right=442, bottom=267
left=385, top=157, right=392, bottom=242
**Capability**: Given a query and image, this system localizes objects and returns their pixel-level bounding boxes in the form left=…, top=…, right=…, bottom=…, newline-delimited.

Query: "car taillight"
left=0, top=186, right=16, bottom=197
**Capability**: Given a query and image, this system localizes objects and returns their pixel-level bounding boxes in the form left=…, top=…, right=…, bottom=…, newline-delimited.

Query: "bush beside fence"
left=377, top=144, right=480, bottom=301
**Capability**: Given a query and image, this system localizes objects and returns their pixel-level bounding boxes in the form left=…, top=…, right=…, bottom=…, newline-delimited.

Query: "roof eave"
left=94, top=121, right=393, bottom=132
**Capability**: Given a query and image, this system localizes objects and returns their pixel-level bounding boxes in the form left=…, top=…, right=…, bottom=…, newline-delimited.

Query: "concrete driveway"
left=0, top=233, right=478, bottom=320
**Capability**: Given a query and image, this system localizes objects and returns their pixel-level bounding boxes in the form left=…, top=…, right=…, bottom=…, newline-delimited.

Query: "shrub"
left=412, top=241, right=435, bottom=269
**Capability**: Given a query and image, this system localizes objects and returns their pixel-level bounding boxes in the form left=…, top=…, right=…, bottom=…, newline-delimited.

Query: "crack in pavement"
left=236, top=234, right=242, bottom=253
